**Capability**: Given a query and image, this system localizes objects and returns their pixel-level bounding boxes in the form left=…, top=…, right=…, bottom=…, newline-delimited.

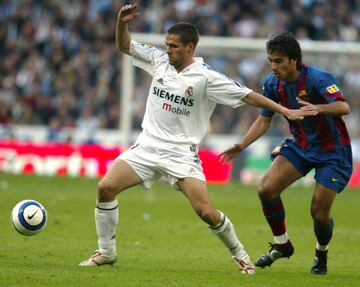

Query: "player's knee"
left=258, top=177, right=277, bottom=199
left=97, top=180, right=118, bottom=202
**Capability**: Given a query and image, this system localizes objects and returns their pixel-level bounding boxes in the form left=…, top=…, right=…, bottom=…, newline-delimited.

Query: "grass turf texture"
left=0, top=173, right=359, bottom=287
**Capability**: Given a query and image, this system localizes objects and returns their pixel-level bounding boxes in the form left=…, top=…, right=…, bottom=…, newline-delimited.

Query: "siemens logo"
left=153, top=86, right=194, bottom=107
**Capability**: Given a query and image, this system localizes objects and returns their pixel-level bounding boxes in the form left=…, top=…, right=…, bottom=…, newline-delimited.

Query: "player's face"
left=268, top=52, right=299, bottom=82
left=165, top=33, right=193, bottom=71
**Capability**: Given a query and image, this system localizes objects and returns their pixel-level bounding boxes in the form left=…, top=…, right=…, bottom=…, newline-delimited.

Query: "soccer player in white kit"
left=79, top=4, right=314, bottom=274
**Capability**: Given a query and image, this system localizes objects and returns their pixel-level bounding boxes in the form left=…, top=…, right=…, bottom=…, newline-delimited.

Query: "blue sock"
left=314, top=218, right=334, bottom=246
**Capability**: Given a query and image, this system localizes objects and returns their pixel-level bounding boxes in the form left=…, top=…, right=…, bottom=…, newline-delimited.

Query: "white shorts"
left=117, top=131, right=205, bottom=189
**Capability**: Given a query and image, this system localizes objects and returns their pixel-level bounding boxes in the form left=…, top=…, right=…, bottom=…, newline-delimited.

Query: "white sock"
left=316, top=242, right=329, bottom=251
left=95, top=199, right=118, bottom=255
left=274, top=232, right=289, bottom=244
left=210, top=211, right=247, bottom=259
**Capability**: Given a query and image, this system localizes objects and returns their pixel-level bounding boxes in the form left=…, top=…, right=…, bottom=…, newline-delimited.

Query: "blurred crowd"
left=1, top=0, right=360, bottom=143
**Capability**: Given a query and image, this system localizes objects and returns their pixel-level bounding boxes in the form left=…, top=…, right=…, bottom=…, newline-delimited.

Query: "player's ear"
left=187, top=42, right=195, bottom=52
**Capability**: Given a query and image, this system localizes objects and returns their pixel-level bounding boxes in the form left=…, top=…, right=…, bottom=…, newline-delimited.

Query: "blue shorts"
left=271, top=139, right=353, bottom=193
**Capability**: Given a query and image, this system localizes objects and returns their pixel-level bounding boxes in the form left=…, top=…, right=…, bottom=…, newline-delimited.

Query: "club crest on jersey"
left=326, top=84, right=339, bottom=94
left=298, top=89, right=308, bottom=98
left=185, top=86, right=193, bottom=97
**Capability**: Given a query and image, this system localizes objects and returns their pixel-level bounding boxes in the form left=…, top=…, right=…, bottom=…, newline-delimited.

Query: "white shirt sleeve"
left=129, top=40, right=167, bottom=75
left=206, top=69, right=252, bottom=108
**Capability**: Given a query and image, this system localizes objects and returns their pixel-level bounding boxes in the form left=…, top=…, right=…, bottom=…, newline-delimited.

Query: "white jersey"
left=130, top=40, right=252, bottom=145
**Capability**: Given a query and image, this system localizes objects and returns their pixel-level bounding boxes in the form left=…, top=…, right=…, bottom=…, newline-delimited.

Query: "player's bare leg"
left=79, top=159, right=142, bottom=266
left=310, top=183, right=336, bottom=275
left=255, top=155, right=302, bottom=268
left=178, top=177, right=255, bottom=274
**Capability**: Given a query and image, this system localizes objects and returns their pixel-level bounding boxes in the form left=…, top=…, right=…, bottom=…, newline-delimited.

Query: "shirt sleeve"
left=129, top=40, right=167, bottom=75
left=260, top=77, right=277, bottom=117
left=206, top=70, right=252, bottom=108
left=317, top=72, right=345, bottom=103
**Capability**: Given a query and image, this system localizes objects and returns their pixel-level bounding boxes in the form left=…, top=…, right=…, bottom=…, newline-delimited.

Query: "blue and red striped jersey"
left=261, top=65, right=351, bottom=152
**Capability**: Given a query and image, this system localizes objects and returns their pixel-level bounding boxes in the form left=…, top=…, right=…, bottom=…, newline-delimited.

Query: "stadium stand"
left=0, top=0, right=359, bottom=141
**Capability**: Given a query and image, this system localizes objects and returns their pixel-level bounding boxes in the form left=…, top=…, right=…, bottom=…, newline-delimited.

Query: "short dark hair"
left=266, top=32, right=302, bottom=70
left=167, top=22, right=200, bottom=48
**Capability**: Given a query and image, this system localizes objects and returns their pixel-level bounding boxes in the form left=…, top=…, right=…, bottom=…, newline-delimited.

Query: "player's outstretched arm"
left=243, top=91, right=318, bottom=120
left=219, top=115, right=271, bottom=163
left=116, top=4, right=140, bottom=55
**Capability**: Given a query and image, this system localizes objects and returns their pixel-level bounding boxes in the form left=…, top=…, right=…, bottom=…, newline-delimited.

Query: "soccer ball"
left=11, top=200, right=47, bottom=236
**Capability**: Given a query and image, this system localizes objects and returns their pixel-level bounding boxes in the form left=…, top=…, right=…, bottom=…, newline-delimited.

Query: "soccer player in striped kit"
left=220, top=32, right=353, bottom=275
left=79, top=5, right=315, bottom=274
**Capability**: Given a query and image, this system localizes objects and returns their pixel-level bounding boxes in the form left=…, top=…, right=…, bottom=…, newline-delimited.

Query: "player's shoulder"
left=263, top=74, right=278, bottom=90
left=135, top=41, right=165, bottom=52
left=195, top=60, right=215, bottom=74
left=264, top=73, right=278, bottom=83
left=304, top=65, right=342, bottom=93
left=306, top=65, right=336, bottom=81
left=132, top=40, right=168, bottom=60
left=198, top=61, right=230, bottom=81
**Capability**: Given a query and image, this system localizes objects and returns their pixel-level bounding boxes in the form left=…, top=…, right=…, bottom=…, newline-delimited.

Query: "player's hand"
left=284, top=107, right=318, bottom=121
left=297, top=97, right=320, bottom=114
left=219, top=144, right=243, bottom=163
left=118, top=4, right=139, bottom=23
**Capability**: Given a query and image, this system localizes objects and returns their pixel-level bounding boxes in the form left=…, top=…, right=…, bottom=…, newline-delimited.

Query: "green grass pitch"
left=0, top=173, right=359, bottom=287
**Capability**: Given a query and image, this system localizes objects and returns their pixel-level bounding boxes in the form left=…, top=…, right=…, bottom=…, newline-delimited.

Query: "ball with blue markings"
left=11, top=200, right=47, bottom=236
